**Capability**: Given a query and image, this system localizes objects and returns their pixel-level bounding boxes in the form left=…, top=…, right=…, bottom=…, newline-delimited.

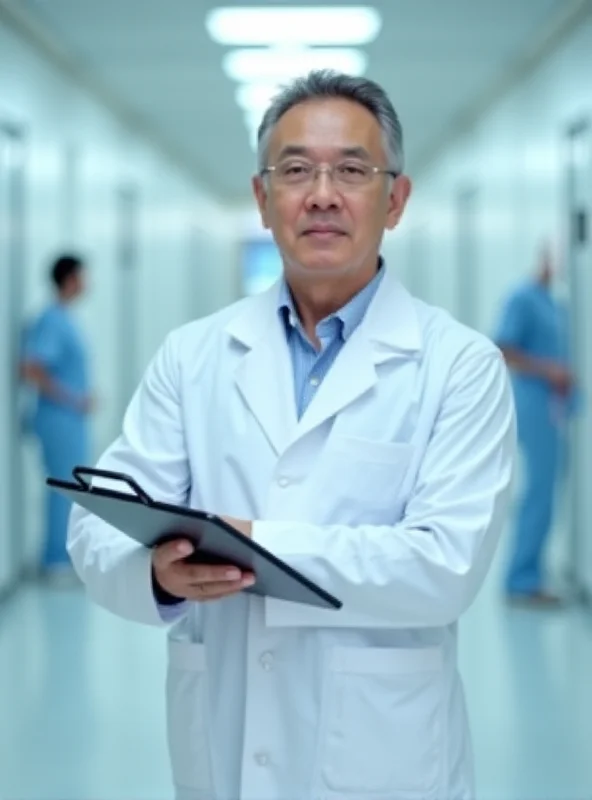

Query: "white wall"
left=384, top=17, right=592, bottom=594
left=0, top=19, right=238, bottom=587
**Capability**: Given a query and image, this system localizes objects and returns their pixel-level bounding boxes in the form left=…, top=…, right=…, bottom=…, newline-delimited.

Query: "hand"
left=73, top=393, right=95, bottom=414
left=152, top=539, right=255, bottom=602
left=221, top=516, right=253, bottom=537
left=544, top=363, right=574, bottom=397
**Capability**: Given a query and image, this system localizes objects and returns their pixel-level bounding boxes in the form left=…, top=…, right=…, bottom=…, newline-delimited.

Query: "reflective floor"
left=1, top=551, right=591, bottom=800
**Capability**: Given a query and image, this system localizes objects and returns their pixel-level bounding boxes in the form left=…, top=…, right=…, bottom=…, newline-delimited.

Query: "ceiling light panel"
left=236, top=83, right=281, bottom=111
left=205, top=6, right=381, bottom=46
left=223, top=47, right=368, bottom=83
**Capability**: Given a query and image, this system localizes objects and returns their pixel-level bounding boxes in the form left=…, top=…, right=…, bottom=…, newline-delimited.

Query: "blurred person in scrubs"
left=495, top=244, right=577, bottom=606
left=22, top=254, right=93, bottom=581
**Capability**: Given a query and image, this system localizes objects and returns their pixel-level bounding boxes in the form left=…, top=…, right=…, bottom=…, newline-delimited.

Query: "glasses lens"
left=277, top=161, right=313, bottom=185
left=335, top=163, right=372, bottom=185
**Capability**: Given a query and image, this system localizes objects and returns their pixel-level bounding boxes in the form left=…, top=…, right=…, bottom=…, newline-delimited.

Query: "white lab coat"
left=68, top=266, right=516, bottom=800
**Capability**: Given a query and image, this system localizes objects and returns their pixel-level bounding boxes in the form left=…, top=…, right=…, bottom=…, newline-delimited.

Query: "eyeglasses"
left=261, top=159, right=399, bottom=189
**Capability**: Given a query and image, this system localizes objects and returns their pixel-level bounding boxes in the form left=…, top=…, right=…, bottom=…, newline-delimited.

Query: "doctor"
left=69, top=70, right=516, bottom=800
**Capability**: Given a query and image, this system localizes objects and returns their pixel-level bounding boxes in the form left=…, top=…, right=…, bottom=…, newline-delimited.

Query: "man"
left=69, top=71, right=515, bottom=800
left=22, top=254, right=93, bottom=579
left=495, top=245, right=577, bottom=606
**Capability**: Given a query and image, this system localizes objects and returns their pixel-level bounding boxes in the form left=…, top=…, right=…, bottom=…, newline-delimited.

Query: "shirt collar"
left=278, top=257, right=385, bottom=342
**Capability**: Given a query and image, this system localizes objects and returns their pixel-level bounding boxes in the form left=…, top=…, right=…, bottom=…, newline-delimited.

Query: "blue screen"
left=241, top=240, right=283, bottom=296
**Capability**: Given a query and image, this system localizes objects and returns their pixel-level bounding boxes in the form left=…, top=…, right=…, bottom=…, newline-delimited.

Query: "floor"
left=0, top=552, right=591, bottom=800
left=459, top=566, right=592, bottom=800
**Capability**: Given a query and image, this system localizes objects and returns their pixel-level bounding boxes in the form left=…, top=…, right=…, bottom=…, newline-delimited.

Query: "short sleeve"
left=494, top=290, right=530, bottom=350
left=23, top=312, right=65, bottom=370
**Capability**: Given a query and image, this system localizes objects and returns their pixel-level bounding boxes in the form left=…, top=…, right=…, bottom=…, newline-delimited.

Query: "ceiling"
left=8, top=0, right=571, bottom=202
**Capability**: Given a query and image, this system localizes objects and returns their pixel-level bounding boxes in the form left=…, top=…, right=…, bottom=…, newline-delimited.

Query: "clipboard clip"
left=72, top=466, right=154, bottom=506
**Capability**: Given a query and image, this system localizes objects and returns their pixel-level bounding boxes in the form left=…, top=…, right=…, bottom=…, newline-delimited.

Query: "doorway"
left=115, top=184, right=140, bottom=423
left=0, top=122, right=26, bottom=594
left=564, top=119, right=592, bottom=602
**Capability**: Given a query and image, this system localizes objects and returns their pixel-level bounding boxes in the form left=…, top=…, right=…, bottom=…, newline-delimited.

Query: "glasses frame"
left=261, top=161, right=400, bottom=189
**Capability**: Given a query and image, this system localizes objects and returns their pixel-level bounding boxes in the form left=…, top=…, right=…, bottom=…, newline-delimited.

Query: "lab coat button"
left=255, top=752, right=269, bottom=766
left=277, top=477, right=290, bottom=488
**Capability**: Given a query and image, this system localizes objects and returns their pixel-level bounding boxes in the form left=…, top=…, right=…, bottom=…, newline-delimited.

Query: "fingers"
left=152, top=538, right=256, bottom=602
left=184, top=564, right=243, bottom=584
left=184, top=574, right=256, bottom=602
left=153, top=539, right=194, bottom=570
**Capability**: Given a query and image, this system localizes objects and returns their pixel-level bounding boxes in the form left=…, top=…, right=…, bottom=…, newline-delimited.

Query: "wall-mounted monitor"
left=241, top=239, right=283, bottom=296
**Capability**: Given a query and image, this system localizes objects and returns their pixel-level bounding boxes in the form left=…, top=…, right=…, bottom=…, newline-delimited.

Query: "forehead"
left=268, top=98, right=386, bottom=162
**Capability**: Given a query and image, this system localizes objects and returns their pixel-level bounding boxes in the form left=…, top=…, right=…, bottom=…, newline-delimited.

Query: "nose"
left=304, top=169, right=343, bottom=212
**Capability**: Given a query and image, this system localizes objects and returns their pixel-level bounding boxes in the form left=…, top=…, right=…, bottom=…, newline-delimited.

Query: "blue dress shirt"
left=278, top=263, right=385, bottom=419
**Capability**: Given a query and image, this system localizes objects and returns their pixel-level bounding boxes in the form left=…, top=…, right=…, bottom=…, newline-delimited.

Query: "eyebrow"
left=276, top=145, right=372, bottom=161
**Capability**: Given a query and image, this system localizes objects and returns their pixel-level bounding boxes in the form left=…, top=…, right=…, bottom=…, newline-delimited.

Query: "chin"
left=289, top=257, right=355, bottom=278
left=289, top=244, right=356, bottom=276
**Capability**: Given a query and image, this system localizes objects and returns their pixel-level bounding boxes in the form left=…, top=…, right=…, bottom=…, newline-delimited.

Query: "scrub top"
left=23, top=303, right=90, bottom=421
left=495, top=282, right=571, bottom=415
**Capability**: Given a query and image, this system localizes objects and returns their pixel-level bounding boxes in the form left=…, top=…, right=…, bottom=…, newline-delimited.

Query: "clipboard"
left=47, top=466, right=342, bottom=610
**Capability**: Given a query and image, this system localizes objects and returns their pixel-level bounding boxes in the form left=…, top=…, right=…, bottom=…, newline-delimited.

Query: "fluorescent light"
left=205, top=6, right=381, bottom=46
left=223, top=47, right=368, bottom=82
left=236, top=83, right=280, bottom=111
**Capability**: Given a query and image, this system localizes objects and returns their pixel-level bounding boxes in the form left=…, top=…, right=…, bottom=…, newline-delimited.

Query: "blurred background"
left=1, top=1, right=592, bottom=798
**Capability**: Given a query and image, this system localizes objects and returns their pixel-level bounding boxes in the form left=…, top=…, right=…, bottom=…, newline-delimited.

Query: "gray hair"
left=256, top=69, right=404, bottom=174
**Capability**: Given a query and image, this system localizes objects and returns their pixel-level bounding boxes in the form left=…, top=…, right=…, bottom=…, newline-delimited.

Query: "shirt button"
left=277, top=477, right=290, bottom=488
left=255, top=752, right=269, bottom=766
left=309, top=376, right=320, bottom=387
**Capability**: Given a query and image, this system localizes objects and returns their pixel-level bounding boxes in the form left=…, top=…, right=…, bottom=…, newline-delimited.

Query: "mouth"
left=302, top=227, right=347, bottom=239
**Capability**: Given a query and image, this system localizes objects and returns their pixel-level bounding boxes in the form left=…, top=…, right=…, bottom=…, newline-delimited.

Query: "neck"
left=287, top=259, right=379, bottom=342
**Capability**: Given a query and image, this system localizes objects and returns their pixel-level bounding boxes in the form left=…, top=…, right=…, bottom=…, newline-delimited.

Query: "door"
left=564, top=119, right=592, bottom=601
left=455, top=185, right=480, bottom=329
left=0, top=123, right=26, bottom=593
left=115, top=185, right=140, bottom=421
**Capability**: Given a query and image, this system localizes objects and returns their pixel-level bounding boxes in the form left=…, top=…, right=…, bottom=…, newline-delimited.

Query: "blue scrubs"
left=495, top=282, right=572, bottom=595
left=24, top=304, right=90, bottom=568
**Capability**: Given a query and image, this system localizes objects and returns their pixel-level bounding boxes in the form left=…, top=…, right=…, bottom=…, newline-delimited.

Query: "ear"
left=385, top=176, right=412, bottom=231
left=252, top=175, right=271, bottom=230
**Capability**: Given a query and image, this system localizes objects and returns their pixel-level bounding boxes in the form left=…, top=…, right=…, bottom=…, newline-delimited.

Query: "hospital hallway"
left=3, top=1, right=592, bottom=798
left=1, top=545, right=591, bottom=800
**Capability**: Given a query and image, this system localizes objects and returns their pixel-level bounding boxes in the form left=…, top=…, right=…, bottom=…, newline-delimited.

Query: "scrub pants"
left=506, top=392, right=561, bottom=595
left=35, top=408, right=88, bottom=568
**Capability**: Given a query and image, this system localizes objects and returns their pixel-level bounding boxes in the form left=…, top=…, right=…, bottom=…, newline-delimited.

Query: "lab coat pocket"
left=166, top=634, right=214, bottom=797
left=317, top=437, right=413, bottom=523
left=315, top=645, right=444, bottom=799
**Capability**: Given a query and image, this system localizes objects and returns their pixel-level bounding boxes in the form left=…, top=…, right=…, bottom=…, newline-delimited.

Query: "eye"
left=280, top=161, right=311, bottom=175
left=337, top=163, right=368, bottom=176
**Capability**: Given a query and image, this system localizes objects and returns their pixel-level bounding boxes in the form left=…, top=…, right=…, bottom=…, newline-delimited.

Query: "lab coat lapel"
left=226, top=285, right=297, bottom=456
left=294, top=334, right=377, bottom=441
left=225, top=269, right=422, bottom=452
left=292, top=268, right=422, bottom=443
